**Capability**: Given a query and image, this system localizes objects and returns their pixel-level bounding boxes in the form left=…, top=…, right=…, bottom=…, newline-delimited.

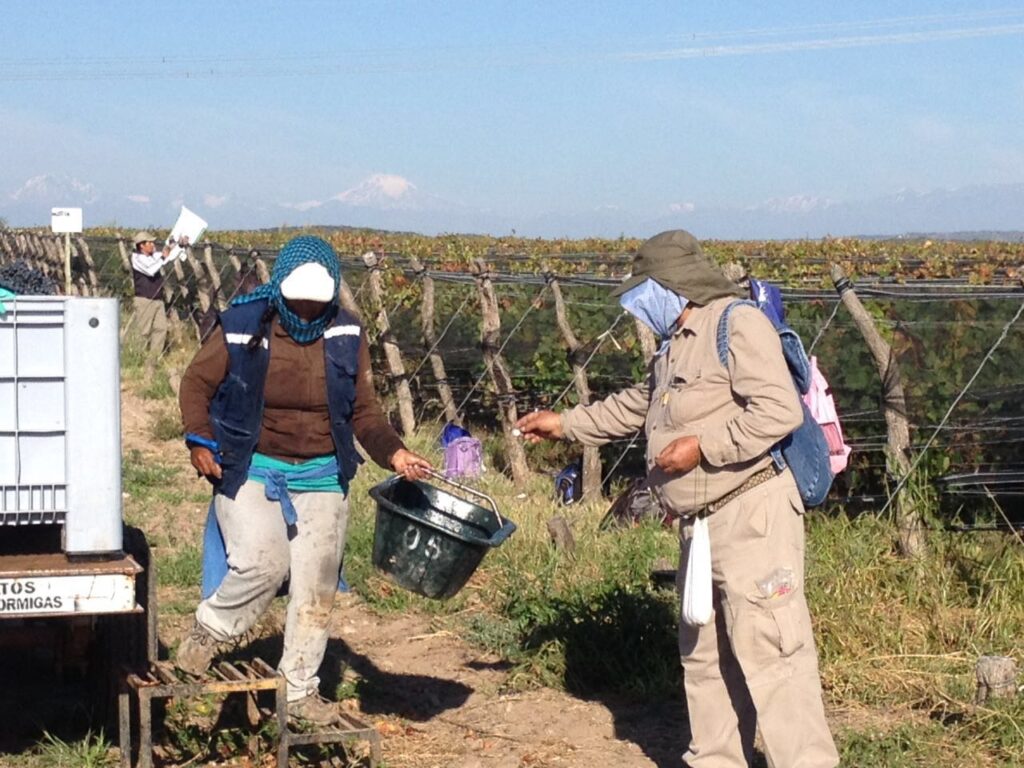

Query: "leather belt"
left=704, top=465, right=780, bottom=514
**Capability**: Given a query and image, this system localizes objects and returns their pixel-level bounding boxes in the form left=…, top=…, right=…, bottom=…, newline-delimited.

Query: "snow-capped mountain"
left=2, top=172, right=1023, bottom=240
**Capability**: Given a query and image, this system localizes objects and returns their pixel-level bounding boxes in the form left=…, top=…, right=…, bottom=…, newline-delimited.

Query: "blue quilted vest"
left=209, top=299, right=365, bottom=498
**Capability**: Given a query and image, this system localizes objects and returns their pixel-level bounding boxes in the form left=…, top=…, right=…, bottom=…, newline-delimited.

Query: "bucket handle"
left=425, top=469, right=505, bottom=529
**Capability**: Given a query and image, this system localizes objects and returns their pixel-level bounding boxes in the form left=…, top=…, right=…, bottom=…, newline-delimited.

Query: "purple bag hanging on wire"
left=444, top=436, right=483, bottom=479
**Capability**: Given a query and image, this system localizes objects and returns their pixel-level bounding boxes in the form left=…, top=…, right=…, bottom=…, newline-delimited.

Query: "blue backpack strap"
left=715, top=298, right=790, bottom=470
left=777, top=325, right=813, bottom=395
left=714, top=298, right=833, bottom=506
left=718, top=298, right=813, bottom=396
left=715, top=300, right=758, bottom=368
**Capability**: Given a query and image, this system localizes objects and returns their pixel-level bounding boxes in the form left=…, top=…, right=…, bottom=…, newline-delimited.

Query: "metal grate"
left=119, top=657, right=381, bottom=767
left=0, top=485, right=67, bottom=522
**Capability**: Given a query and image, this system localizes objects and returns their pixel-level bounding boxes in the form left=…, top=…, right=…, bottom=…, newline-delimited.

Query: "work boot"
left=289, top=694, right=341, bottom=727
left=175, top=621, right=219, bottom=676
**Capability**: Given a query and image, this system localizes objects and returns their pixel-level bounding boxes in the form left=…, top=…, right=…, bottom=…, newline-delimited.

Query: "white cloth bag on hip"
left=682, top=515, right=713, bottom=627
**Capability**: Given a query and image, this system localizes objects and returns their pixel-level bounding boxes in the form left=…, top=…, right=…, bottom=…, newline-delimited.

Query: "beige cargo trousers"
left=195, top=479, right=349, bottom=702
left=130, top=295, right=168, bottom=362
left=677, top=470, right=839, bottom=768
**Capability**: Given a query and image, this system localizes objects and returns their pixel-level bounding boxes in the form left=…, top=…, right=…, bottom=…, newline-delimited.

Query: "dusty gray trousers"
left=195, top=479, right=349, bottom=701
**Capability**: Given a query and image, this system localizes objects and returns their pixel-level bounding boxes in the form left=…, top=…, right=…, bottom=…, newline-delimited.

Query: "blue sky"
left=2, top=1, right=1023, bottom=238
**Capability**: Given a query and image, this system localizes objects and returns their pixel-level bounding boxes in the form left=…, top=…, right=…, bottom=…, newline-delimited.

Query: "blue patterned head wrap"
left=233, top=235, right=342, bottom=343
left=619, top=278, right=688, bottom=339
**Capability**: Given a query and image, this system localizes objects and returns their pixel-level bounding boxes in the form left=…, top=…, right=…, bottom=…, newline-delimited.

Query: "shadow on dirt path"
left=524, top=584, right=690, bottom=766
left=242, top=633, right=475, bottom=720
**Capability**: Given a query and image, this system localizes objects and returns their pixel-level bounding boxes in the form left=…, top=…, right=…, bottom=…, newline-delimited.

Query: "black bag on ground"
left=600, top=478, right=668, bottom=530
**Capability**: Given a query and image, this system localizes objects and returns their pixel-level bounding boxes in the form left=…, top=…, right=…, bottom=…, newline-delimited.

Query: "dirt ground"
left=296, top=595, right=688, bottom=768
left=120, top=386, right=868, bottom=768
left=154, top=588, right=690, bottom=768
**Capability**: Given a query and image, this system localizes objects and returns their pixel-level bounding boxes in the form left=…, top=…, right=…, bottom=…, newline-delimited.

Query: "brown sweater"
left=179, top=318, right=405, bottom=468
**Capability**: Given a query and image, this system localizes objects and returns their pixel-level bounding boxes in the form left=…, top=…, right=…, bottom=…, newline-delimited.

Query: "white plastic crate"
left=0, top=297, right=122, bottom=554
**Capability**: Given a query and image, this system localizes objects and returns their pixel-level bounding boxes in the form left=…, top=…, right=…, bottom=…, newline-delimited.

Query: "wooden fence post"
left=162, top=250, right=186, bottom=347
left=32, top=234, right=58, bottom=281
left=225, top=248, right=242, bottom=300
left=117, top=239, right=135, bottom=340
left=975, top=656, right=1018, bottom=704
left=361, top=251, right=417, bottom=438
left=185, top=247, right=211, bottom=315
left=39, top=235, right=63, bottom=287
left=254, top=254, right=270, bottom=285
left=203, top=244, right=226, bottom=311
left=117, top=238, right=131, bottom=272
left=339, top=278, right=362, bottom=320
left=15, top=234, right=37, bottom=274
left=409, top=257, right=459, bottom=424
left=0, top=231, right=13, bottom=261
left=75, top=236, right=99, bottom=296
left=831, top=265, right=927, bottom=557
left=38, top=235, right=66, bottom=293
left=44, top=234, right=63, bottom=286
left=633, top=318, right=657, bottom=364
left=546, top=268, right=602, bottom=500
left=67, top=238, right=85, bottom=296
left=225, top=248, right=265, bottom=304
left=472, top=259, right=530, bottom=484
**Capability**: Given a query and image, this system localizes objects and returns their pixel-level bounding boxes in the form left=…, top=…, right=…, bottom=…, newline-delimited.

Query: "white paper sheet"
left=167, top=205, right=208, bottom=261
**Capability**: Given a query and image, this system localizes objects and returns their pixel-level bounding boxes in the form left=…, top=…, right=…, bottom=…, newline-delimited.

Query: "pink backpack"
left=444, top=436, right=483, bottom=479
left=802, top=356, right=851, bottom=474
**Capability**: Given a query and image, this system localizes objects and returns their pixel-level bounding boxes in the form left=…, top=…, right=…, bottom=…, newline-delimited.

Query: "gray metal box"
left=0, top=297, right=122, bottom=554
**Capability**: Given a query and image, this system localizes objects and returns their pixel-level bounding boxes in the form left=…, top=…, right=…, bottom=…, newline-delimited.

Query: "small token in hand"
left=512, top=428, right=522, bottom=437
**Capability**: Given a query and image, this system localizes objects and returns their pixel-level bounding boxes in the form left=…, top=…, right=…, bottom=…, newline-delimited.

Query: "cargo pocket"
left=785, top=474, right=806, bottom=516
left=749, top=590, right=806, bottom=659
left=731, top=491, right=770, bottom=548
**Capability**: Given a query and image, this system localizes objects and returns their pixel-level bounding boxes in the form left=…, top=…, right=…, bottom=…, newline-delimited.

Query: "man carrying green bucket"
left=176, top=235, right=433, bottom=726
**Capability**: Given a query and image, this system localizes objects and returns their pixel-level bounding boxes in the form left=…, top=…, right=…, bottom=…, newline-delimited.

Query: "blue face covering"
left=619, top=278, right=688, bottom=339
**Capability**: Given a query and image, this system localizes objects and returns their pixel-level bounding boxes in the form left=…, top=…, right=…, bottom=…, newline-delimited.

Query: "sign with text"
left=50, top=207, right=83, bottom=234
left=0, top=573, right=136, bottom=617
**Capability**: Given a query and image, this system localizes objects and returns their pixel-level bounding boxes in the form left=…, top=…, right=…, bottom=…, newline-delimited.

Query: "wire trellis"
left=4, top=232, right=1024, bottom=515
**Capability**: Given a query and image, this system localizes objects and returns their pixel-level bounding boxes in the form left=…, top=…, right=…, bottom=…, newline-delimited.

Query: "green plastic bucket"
left=368, top=471, right=516, bottom=599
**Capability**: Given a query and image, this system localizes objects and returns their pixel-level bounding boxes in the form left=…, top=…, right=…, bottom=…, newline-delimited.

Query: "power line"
left=5, top=12, right=1024, bottom=82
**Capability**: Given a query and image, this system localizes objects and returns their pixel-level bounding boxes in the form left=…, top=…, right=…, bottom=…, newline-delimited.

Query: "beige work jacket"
left=560, top=296, right=803, bottom=516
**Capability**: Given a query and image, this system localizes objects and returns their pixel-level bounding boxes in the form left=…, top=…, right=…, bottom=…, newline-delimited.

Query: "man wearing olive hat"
left=128, top=230, right=187, bottom=378
left=518, top=230, right=838, bottom=767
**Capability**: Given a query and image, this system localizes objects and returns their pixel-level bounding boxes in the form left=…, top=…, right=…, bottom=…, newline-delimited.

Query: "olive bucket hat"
left=611, top=229, right=744, bottom=305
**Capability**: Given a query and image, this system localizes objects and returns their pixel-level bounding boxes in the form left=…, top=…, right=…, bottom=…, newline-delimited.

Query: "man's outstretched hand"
left=515, top=410, right=563, bottom=444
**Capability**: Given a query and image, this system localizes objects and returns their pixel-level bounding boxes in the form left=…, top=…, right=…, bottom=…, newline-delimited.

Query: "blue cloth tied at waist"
left=200, top=453, right=349, bottom=599
left=248, top=457, right=341, bottom=526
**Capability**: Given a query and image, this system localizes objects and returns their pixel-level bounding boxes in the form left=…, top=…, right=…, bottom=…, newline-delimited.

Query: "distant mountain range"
left=3, top=172, right=1023, bottom=242
left=869, top=231, right=1024, bottom=242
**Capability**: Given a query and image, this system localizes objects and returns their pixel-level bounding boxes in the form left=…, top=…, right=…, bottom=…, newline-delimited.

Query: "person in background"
left=176, top=235, right=432, bottom=725
left=129, top=230, right=187, bottom=377
left=516, top=230, right=839, bottom=768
